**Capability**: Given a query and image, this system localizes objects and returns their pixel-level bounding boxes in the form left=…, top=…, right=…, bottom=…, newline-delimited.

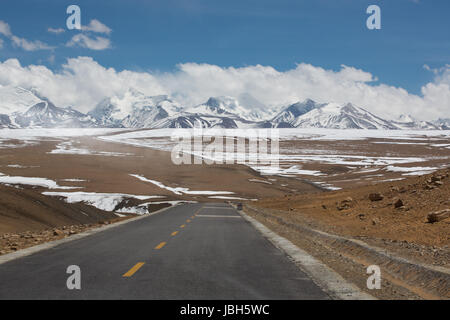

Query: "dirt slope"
left=0, top=184, right=117, bottom=234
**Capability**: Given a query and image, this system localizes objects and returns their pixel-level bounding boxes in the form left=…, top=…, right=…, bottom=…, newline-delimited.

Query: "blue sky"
left=0, top=0, right=448, bottom=120
left=0, top=0, right=448, bottom=94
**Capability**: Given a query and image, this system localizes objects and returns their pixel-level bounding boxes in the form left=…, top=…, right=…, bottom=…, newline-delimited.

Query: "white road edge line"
left=239, top=209, right=376, bottom=300
left=0, top=204, right=178, bottom=265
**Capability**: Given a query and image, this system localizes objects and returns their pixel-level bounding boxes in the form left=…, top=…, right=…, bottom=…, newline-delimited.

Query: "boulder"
left=394, top=198, right=404, bottom=208
left=53, top=229, right=64, bottom=236
left=427, top=209, right=450, bottom=223
left=369, top=193, right=384, bottom=201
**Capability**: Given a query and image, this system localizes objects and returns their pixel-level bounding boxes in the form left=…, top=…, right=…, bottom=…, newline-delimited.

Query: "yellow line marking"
left=123, top=262, right=145, bottom=277
left=180, top=224, right=185, bottom=228
left=171, top=231, right=178, bottom=236
left=155, top=242, right=166, bottom=250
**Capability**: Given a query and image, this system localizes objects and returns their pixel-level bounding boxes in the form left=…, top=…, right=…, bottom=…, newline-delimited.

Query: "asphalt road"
left=0, top=203, right=329, bottom=299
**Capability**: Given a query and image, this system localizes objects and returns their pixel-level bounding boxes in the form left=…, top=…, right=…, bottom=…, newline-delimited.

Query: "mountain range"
left=0, top=85, right=448, bottom=130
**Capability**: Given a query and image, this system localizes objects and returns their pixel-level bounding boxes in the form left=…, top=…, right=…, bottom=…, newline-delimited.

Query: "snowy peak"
left=88, top=89, right=182, bottom=128
left=114, top=89, right=182, bottom=117
left=13, top=100, right=95, bottom=128
left=87, top=97, right=122, bottom=127
left=186, top=96, right=265, bottom=122
left=205, top=96, right=240, bottom=113
left=396, top=114, right=416, bottom=123
left=433, top=118, right=450, bottom=130
left=272, top=101, right=399, bottom=129
left=0, top=86, right=43, bottom=115
left=294, top=102, right=398, bottom=129
left=0, top=86, right=96, bottom=128
left=392, top=114, right=439, bottom=130
left=0, top=85, right=448, bottom=130
left=271, top=99, right=323, bottom=127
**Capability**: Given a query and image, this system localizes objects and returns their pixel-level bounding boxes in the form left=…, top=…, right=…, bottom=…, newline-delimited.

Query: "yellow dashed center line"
left=122, top=207, right=206, bottom=279
left=155, top=241, right=166, bottom=250
left=123, top=262, right=145, bottom=277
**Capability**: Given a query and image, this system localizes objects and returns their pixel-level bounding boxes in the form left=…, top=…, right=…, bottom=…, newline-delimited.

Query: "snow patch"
left=49, top=141, right=134, bottom=157
left=0, top=175, right=79, bottom=189
left=130, top=174, right=234, bottom=196
left=42, top=191, right=163, bottom=212
left=208, top=196, right=256, bottom=201
left=385, top=165, right=437, bottom=174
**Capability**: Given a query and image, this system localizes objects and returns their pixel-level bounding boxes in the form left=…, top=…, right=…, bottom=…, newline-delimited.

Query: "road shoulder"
left=239, top=208, right=375, bottom=300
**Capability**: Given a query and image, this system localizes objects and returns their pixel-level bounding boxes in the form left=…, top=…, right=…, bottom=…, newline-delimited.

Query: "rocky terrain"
left=0, top=218, right=129, bottom=256
left=244, top=168, right=450, bottom=299
left=253, top=168, right=450, bottom=248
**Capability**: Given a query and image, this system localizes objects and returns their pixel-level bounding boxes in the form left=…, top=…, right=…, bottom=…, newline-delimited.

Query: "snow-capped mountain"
left=88, top=89, right=182, bottom=128
left=186, top=96, right=265, bottom=122
left=0, top=86, right=43, bottom=115
left=271, top=99, right=324, bottom=128
left=432, top=118, right=450, bottom=130
left=0, top=114, right=12, bottom=127
left=271, top=100, right=398, bottom=129
left=175, top=96, right=268, bottom=128
left=13, top=101, right=96, bottom=128
left=0, top=86, right=43, bottom=127
left=88, top=93, right=263, bottom=129
left=391, top=114, right=439, bottom=130
left=0, top=86, right=96, bottom=128
left=0, top=85, right=448, bottom=130
left=152, top=114, right=219, bottom=129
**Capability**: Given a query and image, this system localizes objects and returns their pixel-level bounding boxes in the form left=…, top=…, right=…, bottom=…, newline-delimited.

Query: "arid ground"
left=0, top=128, right=448, bottom=299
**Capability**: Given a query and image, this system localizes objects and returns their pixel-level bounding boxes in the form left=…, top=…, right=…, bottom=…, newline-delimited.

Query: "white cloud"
left=0, top=20, right=53, bottom=51
left=81, top=19, right=111, bottom=34
left=0, top=57, right=448, bottom=120
left=11, top=36, right=54, bottom=51
left=66, top=19, right=112, bottom=50
left=66, top=34, right=111, bottom=50
left=0, top=20, right=12, bottom=37
left=47, top=27, right=65, bottom=34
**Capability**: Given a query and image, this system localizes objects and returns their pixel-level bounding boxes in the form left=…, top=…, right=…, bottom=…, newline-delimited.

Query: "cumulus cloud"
left=0, top=57, right=162, bottom=113
left=420, top=65, right=450, bottom=119
left=0, top=20, right=53, bottom=51
left=0, top=57, right=448, bottom=120
left=47, top=27, right=65, bottom=34
left=81, top=19, right=112, bottom=34
left=157, top=63, right=447, bottom=120
left=66, top=34, right=111, bottom=50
